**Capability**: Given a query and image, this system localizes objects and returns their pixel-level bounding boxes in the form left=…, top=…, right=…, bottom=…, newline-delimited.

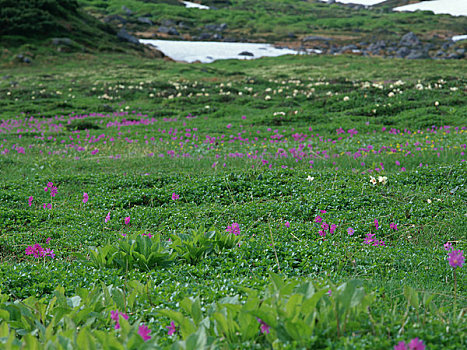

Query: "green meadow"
left=0, top=42, right=466, bottom=349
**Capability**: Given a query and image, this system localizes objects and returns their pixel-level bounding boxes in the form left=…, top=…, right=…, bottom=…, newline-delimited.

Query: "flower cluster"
left=166, top=321, right=177, bottom=336
left=448, top=250, right=464, bottom=269
left=364, top=233, right=385, bottom=246
left=83, top=192, right=89, bottom=204
left=25, top=244, right=55, bottom=258
left=226, top=222, right=240, bottom=236
left=394, top=338, right=425, bottom=350
left=171, top=192, right=179, bottom=200
left=44, top=182, right=58, bottom=197
left=110, top=310, right=129, bottom=330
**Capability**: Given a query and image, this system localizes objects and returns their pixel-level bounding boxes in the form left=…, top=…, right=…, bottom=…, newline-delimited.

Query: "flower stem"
left=453, top=268, right=457, bottom=315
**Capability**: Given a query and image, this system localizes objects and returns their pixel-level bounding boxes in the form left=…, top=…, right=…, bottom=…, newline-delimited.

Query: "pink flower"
left=408, top=338, right=426, bottom=350
left=50, top=187, right=58, bottom=197
left=226, top=124, right=232, bottom=129
left=394, top=341, right=407, bottom=350
left=110, top=310, right=128, bottom=330
left=374, top=219, right=379, bottom=230
left=448, top=250, right=464, bottom=268
left=314, top=216, right=322, bottom=223
left=321, top=222, right=329, bottom=231
left=364, top=233, right=376, bottom=245
left=347, top=227, right=354, bottom=235
left=166, top=321, right=177, bottom=336
left=171, top=193, right=179, bottom=200
left=124, top=216, right=131, bottom=225
left=47, top=203, right=52, bottom=209
left=46, top=237, right=51, bottom=244
left=226, top=222, right=240, bottom=236
left=320, top=210, right=327, bottom=214
left=28, top=196, right=33, bottom=207
left=83, top=192, right=89, bottom=204
left=285, top=221, right=290, bottom=228
left=138, top=324, right=151, bottom=341
left=390, top=222, right=398, bottom=231
left=105, top=211, right=111, bottom=223
left=257, top=318, right=270, bottom=334
left=47, top=182, right=53, bottom=188
left=330, top=224, right=337, bottom=234
left=444, top=242, right=452, bottom=251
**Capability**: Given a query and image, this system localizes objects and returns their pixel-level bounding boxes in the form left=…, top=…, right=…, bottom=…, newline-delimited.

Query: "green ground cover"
left=0, top=53, right=466, bottom=348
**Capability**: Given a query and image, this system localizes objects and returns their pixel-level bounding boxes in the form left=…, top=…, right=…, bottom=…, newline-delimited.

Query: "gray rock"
left=23, top=57, right=32, bottom=64
left=441, top=41, right=453, bottom=50
left=434, top=50, right=445, bottom=57
left=238, top=51, right=254, bottom=56
left=399, top=32, right=420, bottom=47
left=162, top=19, right=175, bottom=26
left=395, top=46, right=410, bottom=58
left=328, top=0, right=335, bottom=4
left=117, top=28, right=139, bottom=45
left=446, top=53, right=463, bottom=59
left=198, top=33, right=212, bottom=40
left=367, top=40, right=386, bottom=55
left=51, top=38, right=74, bottom=46
left=339, top=44, right=358, bottom=52
left=137, top=17, right=153, bottom=25
left=287, top=32, right=297, bottom=39
left=456, top=48, right=465, bottom=55
left=406, top=49, right=429, bottom=59
left=303, top=36, right=331, bottom=42
left=212, top=33, right=223, bottom=40
left=158, top=26, right=179, bottom=35
left=122, top=6, right=133, bottom=16
left=103, top=15, right=127, bottom=24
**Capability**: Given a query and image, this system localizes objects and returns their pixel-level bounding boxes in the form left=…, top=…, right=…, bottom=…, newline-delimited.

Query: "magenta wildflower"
left=171, top=193, right=179, bottom=200
left=408, top=338, right=426, bottom=350
left=347, top=227, right=354, bottom=235
left=28, top=196, right=33, bottom=207
left=444, top=242, right=452, bottom=251
left=285, top=221, right=290, bottom=228
left=448, top=250, right=464, bottom=268
left=142, top=232, right=153, bottom=238
left=47, top=203, right=52, bottom=209
left=226, top=222, right=240, bottom=236
left=110, top=310, right=128, bottom=330
left=364, top=233, right=376, bottom=244
left=50, top=187, right=58, bottom=197
left=320, top=210, right=327, bottom=214
left=46, top=237, right=51, bottom=244
left=166, top=321, right=177, bottom=336
left=314, top=215, right=322, bottom=223
left=327, top=289, right=332, bottom=296
left=25, top=244, right=44, bottom=258
left=321, top=222, right=329, bottom=231
left=138, top=324, right=151, bottom=341
left=105, top=211, right=111, bottom=223
left=124, top=216, right=131, bottom=225
left=47, top=182, right=53, bottom=188
left=319, top=230, right=326, bottom=237
left=83, top=192, right=89, bottom=204
left=257, top=318, right=270, bottom=334
left=374, top=219, right=379, bottom=230
left=394, top=341, right=407, bottom=350
left=330, top=224, right=337, bottom=234
left=390, top=222, right=398, bottom=231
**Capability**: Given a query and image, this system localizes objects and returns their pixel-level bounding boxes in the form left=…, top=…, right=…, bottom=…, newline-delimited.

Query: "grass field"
left=0, top=53, right=466, bottom=349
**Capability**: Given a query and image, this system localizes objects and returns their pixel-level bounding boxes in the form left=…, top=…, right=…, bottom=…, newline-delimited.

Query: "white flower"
left=307, top=176, right=314, bottom=182
left=434, top=101, right=439, bottom=106
left=343, top=96, right=350, bottom=101
left=427, top=199, right=432, bottom=204
left=370, top=176, right=377, bottom=185
left=378, top=176, right=387, bottom=184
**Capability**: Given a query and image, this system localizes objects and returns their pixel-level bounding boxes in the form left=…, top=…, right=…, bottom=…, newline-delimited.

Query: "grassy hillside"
left=78, top=0, right=466, bottom=45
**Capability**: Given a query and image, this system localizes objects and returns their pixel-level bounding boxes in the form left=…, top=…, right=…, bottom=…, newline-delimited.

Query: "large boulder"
left=158, top=26, right=180, bottom=35
left=399, top=32, right=420, bottom=47
left=117, top=28, right=139, bottom=45
left=406, top=49, right=429, bottom=59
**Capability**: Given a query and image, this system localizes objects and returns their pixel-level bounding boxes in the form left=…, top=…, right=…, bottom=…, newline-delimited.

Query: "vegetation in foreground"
left=0, top=54, right=466, bottom=348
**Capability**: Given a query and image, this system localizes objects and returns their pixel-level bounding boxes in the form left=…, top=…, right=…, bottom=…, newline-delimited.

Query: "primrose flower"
left=306, top=175, right=314, bottom=182
left=257, top=318, right=270, bottom=334
left=28, top=196, right=33, bottom=207
left=138, top=324, right=151, bottom=341
left=110, top=310, right=128, bottom=330
left=370, top=176, right=377, bottom=185
left=347, top=227, right=354, bottom=235
left=105, top=211, right=111, bottom=223
left=443, top=242, right=452, bottom=251
left=374, top=219, right=379, bottom=230
left=166, top=321, right=177, bottom=336
left=364, top=233, right=376, bottom=245
left=124, top=216, right=131, bottom=225
left=83, top=192, right=89, bottom=204
left=226, top=222, right=240, bottom=236
left=448, top=250, right=464, bottom=268
left=390, top=222, right=398, bottom=231
left=285, top=221, right=290, bottom=228
left=171, top=193, right=179, bottom=200
left=314, top=215, right=323, bottom=223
